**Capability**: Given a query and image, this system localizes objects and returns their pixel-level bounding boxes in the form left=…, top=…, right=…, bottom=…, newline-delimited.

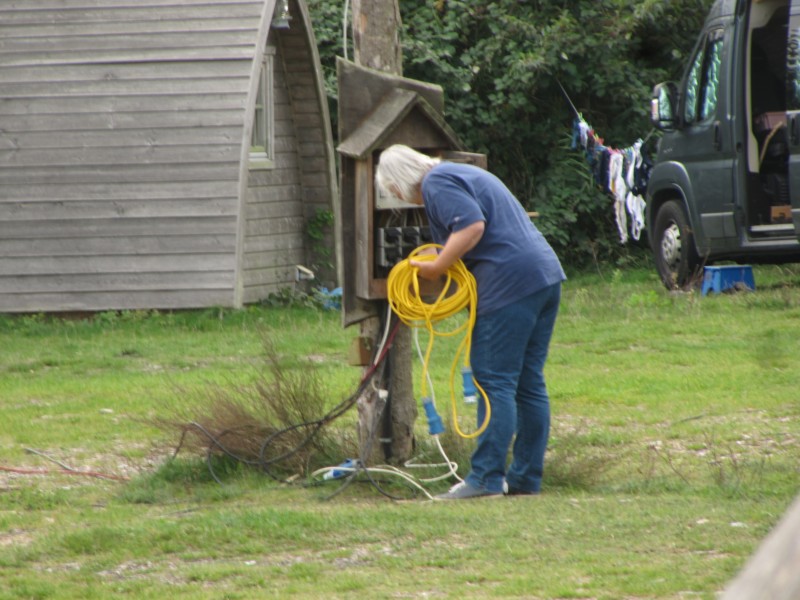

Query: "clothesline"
left=571, top=117, right=653, bottom=244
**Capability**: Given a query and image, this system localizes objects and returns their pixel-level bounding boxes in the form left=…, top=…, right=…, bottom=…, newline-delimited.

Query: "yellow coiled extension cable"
left=386, top=244, right=490, bottom=439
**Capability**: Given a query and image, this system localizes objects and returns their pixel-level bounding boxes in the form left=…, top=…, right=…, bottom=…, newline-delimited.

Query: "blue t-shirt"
left=421, top=162, right=565, bottom=315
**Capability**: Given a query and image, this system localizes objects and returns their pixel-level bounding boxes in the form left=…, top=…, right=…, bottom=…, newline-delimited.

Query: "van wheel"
left=652, top=200, right=700, bottom=289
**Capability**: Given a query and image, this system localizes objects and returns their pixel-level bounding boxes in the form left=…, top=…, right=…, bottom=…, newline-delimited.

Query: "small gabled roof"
left=337, top=87, right=462, bottom=159
left=336, top=58, right=463, bottom=160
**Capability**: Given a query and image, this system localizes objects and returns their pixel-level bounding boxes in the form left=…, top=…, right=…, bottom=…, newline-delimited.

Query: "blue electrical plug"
left=462, top=367, right=478, bottom=404
left=323, top=458, right=357, bottom=480
left=421, top=397, right=444, bottom=435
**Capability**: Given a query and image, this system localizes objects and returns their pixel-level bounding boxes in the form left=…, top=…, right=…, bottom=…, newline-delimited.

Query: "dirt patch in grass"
left=0, top=528, right=34, bottom=548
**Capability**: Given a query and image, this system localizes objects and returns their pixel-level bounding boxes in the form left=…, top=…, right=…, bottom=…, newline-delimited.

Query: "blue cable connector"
left=323, top=458, right=358, bottom=480
left=462, top=367, right=478, bottom=404
left=421, top=397, right=444, bottom=436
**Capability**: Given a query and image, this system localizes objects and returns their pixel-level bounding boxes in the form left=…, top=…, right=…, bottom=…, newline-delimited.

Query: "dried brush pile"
left=159, top=339, right=356, bottom=480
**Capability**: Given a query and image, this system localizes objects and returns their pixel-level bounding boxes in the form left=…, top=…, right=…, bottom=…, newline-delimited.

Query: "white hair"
left=375, top=145, right=441, bottom=203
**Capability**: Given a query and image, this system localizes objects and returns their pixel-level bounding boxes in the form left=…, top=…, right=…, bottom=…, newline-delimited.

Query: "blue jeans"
left=465, top=282, right=561, bottom=494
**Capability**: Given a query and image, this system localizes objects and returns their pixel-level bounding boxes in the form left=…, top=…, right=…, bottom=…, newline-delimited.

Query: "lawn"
left=1, top=265, right=798, bottom=599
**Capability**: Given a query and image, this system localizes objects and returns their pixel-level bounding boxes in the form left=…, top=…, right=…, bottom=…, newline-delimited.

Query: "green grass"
left=1, top=265, right=799, bottom=599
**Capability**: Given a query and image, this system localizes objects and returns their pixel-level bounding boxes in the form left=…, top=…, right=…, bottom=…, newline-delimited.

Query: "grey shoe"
left=436, top=481, right=501, bottom=500
left=502, top=479, right=538, bottom=496
left=505, top=486, right=538, bottom=496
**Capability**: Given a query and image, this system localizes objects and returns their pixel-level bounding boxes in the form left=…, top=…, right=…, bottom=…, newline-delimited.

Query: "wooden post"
left=720, top=493, right=800, bottom=600
left=352, top=0, right=417, bottom=465
left=352, top=0, right=403, bottom=75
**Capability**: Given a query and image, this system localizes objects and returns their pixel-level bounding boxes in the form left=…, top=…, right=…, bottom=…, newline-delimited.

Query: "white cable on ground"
left=310, top=464, right=438, bottom=501
left=314, top=278, right=464, bottom=498
left=404, top=434, right=462, bottom=483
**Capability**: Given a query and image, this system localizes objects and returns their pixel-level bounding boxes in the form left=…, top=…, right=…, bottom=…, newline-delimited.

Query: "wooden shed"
left=335, top=58, right=484, bottom=326
left=0, top=0, right=338, bottom=313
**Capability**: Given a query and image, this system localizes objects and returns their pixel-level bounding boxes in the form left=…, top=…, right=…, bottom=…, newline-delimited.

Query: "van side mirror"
left=651, top=82, right=679, bottom=131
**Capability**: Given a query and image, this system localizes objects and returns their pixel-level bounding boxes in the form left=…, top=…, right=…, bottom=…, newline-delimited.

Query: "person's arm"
left=410, top=220, right=485, bottom=280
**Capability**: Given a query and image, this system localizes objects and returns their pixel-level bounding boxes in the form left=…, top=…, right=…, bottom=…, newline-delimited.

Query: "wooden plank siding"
left=0, top=0, right=338, bottom=313
left=241, top=36, right=303, bottom=303
left=240, top=0, right=339, bottom=303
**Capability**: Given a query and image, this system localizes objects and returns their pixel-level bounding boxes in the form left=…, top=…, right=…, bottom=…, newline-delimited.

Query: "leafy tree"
left=307, top=0, right=715, bottom=267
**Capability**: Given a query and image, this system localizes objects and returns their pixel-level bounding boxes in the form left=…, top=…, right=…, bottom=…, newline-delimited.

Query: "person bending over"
left=375, top=144, right=566, bottom=499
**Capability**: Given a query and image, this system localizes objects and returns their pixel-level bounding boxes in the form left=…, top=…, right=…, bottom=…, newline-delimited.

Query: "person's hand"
left=409, top=258, right=443, bottom=281
left=414, top=245, right=439, bottom=257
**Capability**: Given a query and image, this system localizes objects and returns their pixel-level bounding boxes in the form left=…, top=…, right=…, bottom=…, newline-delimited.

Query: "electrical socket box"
left=336, top=58, right=487, bottom=324
left=375, top=226, right=431, bottom=268
left=352, top=154, right=428, bottom=300
left=352, top=151, right=486, bottom=302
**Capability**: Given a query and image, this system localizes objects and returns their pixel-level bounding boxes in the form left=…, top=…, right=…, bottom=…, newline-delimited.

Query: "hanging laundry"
left=571, top=117, right=653, bottom=243
left=609, top=150, right=628, bottom=244
left=625, top=141, right=648, bottom=241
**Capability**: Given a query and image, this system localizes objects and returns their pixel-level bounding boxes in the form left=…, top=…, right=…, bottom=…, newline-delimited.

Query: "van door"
left=788, top=1, right=800, bottom=236
left=678, top=26, right=738, bottom=251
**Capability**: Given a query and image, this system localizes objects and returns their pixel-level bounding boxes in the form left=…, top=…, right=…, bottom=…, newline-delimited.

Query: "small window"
left=250, top=47, right=276, bottom=169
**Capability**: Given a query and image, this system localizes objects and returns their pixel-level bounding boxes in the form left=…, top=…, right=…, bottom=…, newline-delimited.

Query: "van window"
left=684, top=28, right=724, bottom=123
left=788, top=28, right=800, bottom=110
